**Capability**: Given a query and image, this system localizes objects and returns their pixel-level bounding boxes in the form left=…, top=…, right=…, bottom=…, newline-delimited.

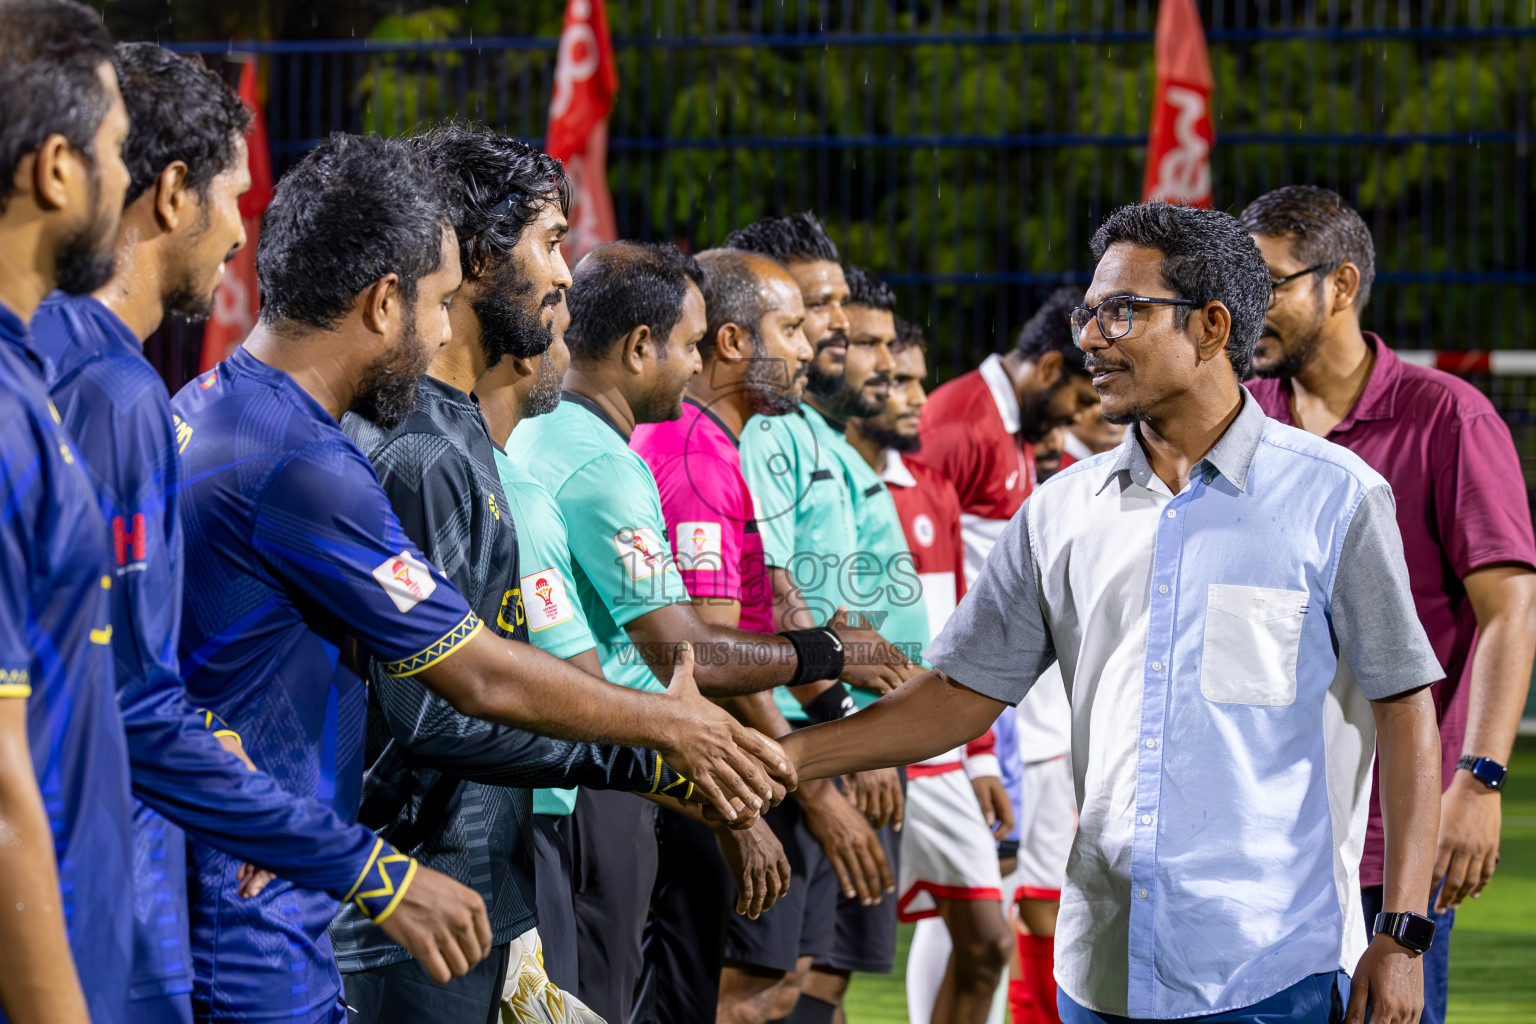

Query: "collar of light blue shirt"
left=1096, top=387, right=1266, bottom=496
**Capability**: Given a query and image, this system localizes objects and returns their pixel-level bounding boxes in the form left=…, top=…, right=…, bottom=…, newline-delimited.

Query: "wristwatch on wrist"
left=1456, top=755, right=1508, bottom=791
left=1373, top=911, right=1436, bottom=954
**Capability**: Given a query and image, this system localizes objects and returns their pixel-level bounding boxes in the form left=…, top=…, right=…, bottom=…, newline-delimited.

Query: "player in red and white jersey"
left=849, top=319, right=1015, bottom=1024
left=916, top=288, right=1098, bottom=1024
left=916, top=286, right=1099, bottom=580
left=1061, top=404, right=1126, bottom=466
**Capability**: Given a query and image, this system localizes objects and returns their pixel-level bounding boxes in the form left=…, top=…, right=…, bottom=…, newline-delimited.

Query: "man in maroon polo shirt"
left=1242, top=185, right=1536, bottom=1024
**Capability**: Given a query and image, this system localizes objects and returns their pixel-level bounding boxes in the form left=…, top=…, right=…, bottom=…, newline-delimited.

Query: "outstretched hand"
left=826, top=607, right=919, bottom=696
left=657, top=642, right=796, bottom=825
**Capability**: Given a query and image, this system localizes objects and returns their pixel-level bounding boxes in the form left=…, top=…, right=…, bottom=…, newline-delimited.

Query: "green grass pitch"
left=843, top=736, right=1536, bottom=1022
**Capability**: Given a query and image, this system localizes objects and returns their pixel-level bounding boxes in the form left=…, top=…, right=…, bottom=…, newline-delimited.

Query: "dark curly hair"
left=721, top=211, right=840, bottom=265
left=1015, top=286, right=1088, bottom=376
left=566, top=241, right=704, bottom=360
left=257, top=133, right=450, bottom=331
left=1089, top=203, right=1270, bottom=380
left=1239, top=185, right=1376, bottom=310
left=409, top=120, right=570, bottom=282
left=843, top=264, right=895, bottom=311
left=0, top=0, right=116, bottom=214
left=115, top=43, right=252, bottom=207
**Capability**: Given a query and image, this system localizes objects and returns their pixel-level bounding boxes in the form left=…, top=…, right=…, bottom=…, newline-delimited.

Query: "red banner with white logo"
left=200, top=57, right=273, bottom=372
left=546, top=0, right=618, bottom=265
left=1142, top=0, right=1215, bottom=207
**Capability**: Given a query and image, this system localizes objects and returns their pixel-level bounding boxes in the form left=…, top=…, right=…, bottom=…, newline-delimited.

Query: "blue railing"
left=159, top=10, right=1535, bottom=396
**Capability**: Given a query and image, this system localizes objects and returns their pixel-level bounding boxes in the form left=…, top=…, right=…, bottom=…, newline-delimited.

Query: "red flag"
left=1142, top=0, right=1215, bottom=207
left=200, top=57, right=273, bottom=372
left=547, top=0, right=618, bottom=265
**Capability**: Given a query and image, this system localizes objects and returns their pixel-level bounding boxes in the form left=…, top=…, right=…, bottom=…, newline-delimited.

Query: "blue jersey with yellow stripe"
left=171, top=347, right=482, bottom=1022
left=33, top=295, right=390, bottom=1010
left=0, top=301, right=134, bottom=1024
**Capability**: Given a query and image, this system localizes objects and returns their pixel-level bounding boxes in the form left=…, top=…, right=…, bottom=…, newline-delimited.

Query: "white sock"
left=906, top=917, right=951, bottom=1024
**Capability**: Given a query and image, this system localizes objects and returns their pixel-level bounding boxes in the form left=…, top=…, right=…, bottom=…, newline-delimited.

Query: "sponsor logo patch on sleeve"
left=522, top=568, right=575, bottom=632
left=371, top=551, right=439, bottom=612
left=612, top=527, right=672, bottom=581
left=675, top=521, right=723, bottom=571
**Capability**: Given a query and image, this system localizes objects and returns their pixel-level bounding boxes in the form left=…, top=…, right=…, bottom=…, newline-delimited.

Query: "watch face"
left=1399, top=913, right=1436, bottom=951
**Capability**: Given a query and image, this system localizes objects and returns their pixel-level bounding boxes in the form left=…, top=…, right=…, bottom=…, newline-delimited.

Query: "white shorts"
left=1013, top=754, right=1076, bottom=902
left=897, top=769, right=1004, bottom=922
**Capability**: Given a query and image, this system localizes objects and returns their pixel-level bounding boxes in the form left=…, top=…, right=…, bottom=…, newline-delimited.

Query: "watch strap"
left=1373, top=911, right=1435, bottom=954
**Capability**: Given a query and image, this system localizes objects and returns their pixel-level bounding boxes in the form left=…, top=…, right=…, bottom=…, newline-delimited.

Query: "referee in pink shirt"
left=1243, top=185, right=1536, bottom=1024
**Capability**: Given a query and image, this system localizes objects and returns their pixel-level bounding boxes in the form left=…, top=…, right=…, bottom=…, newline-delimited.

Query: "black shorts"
left=343, top=943, right=511, bottom=1024
left=817, top=771, right=906, bottom=975
left=722, top=797, right=838, bottom=974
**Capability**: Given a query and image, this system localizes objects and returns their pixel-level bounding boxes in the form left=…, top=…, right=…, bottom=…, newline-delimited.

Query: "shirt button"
left=1158, top=584, right=1169, bottom=595
left=1151, top=661, right=1163, bottom=671
left=1141, top=814, right=1153, bottom=825
left=1137, top=889, right=1149, bottom=900
left=1166, top=509, right=1177, bottom=519
left=1145, top=738, right=1157, bottom=749
left=1203, top=472, right=1215, bottom=485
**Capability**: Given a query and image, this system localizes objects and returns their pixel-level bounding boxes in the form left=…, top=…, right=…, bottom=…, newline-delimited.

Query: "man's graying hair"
left=1239, top=185, right=1376, bottom=310
left=1089, top=203, right=1270, bottom=380
left=696, top=248, right=781, bottom=360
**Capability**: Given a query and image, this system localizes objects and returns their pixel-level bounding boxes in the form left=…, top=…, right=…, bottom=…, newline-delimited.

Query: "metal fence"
left=164, top=1, right=1536, bottom=474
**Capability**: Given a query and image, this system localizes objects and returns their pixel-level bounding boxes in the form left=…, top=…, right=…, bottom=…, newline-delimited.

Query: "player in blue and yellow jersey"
left=31, top=46, right=466, bottom=1024
left=172, top=134, right=791, bottom=1024
left=0, top=3, right=135, bottom=1021
left=334, top=123, right=712, bottom=1024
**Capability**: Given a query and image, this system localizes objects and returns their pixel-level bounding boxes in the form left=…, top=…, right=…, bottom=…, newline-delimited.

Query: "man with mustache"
left=777, top=202, right=1445, bottom=1024
left=1242, top=185, right=1536, bottom=1024
left=630, top=248, right=813, bottom=1023
left=335, top=122, right=705, bottom=1024
left=727, top=217, right=922, bottom=1024
left=787, top=264, right=920, bottom=1021
left=511, top=240, right=902, bottom=1024
left=170, top=135, right=788, bottom=1024
left=847, top=317, right=1014, bottom=1024
left=915, top=286, right=1095, bottom=1024
left=0, top=2, right=134, bottom=1019
left=33, top=45, right=480, bottom=1024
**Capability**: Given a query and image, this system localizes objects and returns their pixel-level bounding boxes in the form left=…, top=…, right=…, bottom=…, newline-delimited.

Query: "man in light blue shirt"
left=779, top=202, right=1444, bottom=1024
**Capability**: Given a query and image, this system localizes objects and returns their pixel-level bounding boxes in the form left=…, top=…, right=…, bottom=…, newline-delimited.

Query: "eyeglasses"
left=1070, top=295, right=1194, bottom=344
left=1267, top=263, right=1332, bottom=308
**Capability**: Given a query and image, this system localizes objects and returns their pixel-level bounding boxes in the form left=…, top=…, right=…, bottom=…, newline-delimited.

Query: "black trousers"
left=343, top=943, right=511, bottom=1024
left=568, top=788, right=659, bottom=1023
left=532, top=813, right=579, bottom=994
left=631, top=809, right=734, bottom=1024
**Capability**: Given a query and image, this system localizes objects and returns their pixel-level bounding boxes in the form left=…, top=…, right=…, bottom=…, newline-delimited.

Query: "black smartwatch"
left=1373, top=911, right=1436, bottom=955
left=1456, top=755, right=1507, bottom=791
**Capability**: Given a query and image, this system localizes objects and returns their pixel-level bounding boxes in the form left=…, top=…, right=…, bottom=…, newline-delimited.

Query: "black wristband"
left=997, top=838, right=1020, bottom=861
left=781, top=627, right=846, bottom=687
left=800, top=683, right=857, bottom=724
